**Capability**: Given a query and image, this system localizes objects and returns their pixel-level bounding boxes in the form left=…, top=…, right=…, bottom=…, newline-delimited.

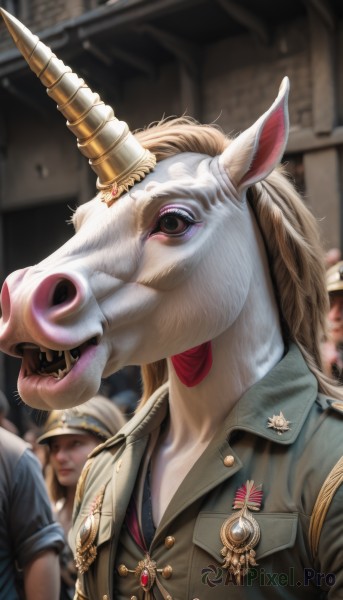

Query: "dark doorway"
left=2, top=199, right=76, bottom=432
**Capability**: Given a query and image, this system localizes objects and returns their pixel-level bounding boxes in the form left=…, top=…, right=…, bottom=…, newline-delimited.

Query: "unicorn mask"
left=1, top=10, right=315, bottom=415
left=0, top=8, right=156, bottom=204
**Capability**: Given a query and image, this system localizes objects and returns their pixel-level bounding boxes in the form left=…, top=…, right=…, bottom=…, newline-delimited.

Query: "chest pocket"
left=193, top=511, right=298, bottom=562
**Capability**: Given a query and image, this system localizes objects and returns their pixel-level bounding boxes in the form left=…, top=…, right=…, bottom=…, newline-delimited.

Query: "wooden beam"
left=108, top=47, right=156, bottom=79
left=307, top=7, right=336, bottom=134
left=83, top=40, right=113, bottom=67
left=303, top=148, right=340, bottom=250
left=1, top=78, right=50, bottom=116
left=302, top=0, right=335, bottom=30
left=137, top=24, right=203, bottom=120
left=215, top=0, right=270, bottom=45
left=75, top=62, right=120, bottom=103
left=137, top=24, right=202, bottom=78
left=286, top=126, right=343, bottom=154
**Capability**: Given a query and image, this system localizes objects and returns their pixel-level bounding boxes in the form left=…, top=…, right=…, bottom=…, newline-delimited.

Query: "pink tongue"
left=171, top=341, right=212, bottom=387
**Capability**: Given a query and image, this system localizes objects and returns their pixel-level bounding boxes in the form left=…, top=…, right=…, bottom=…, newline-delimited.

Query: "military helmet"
left=37, top=395, right=125, bottom=444
left=326, top=261, right=343, bottom=294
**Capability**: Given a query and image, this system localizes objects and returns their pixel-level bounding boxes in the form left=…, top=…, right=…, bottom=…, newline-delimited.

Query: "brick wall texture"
left=203, top=19, right=312, bottom=134
left=0, top=0, right=97, bottom=52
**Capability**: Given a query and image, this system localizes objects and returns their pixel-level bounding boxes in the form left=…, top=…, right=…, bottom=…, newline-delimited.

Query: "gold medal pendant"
left=75, top=485, right=105, bottom=574
left=220, top=480, right=262, bottom=584
left=135, top=554, right=157, bottom=593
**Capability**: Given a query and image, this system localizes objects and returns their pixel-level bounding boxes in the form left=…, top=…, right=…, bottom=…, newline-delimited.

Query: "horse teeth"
left=65, top=350, right=72, bottom=371
left=58, top=369, right=65, bottom=379
left=58, top=350, right=63, bottom=357
left=46, top=349, right=54, bottom=362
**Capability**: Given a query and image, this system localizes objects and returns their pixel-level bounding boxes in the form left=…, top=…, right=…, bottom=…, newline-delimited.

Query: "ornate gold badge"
left=75, top=485, right=105, bottom=574
left=117, top=553, right=173, bottom=598
left=267, top=411, right=291, bottom=434
left=135, top=554, right=157, bottom=592
left=220, top=480, right=262, bottom=584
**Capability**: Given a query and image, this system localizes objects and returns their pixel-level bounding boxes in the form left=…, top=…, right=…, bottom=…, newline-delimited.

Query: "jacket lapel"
left=153, top=428, right=242, bottom=544
left=110, top=385, right=170, bottom=549
left=111, top=435, right=149, bottom=548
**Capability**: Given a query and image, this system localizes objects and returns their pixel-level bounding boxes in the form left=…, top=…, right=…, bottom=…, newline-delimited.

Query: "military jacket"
left=71, top=345, right=343, bottom=599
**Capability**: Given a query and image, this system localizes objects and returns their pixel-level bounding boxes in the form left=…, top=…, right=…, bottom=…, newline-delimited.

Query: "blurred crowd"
left=0, top=367, right=140, bottom=600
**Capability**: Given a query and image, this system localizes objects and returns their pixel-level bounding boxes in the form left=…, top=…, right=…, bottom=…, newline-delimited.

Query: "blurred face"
left=49, top=433, right=100, bottom=489
left=328, top=293, right=343, bottom=346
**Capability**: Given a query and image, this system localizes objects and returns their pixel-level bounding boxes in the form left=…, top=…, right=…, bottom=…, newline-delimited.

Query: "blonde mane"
left=135, top=117, right=342, bottom=405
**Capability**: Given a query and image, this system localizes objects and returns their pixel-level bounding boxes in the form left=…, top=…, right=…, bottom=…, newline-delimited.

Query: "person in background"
left=325, top=247, right=341, bottom=269
left=0, top=426, right=64, bottom=600
left=0, top=389, right=19, bottom=434
left=23, top=424, right=49, bottom=474
left=322, top=260, right=343, bottom=382
left=37, top=395, right=126, bottom=600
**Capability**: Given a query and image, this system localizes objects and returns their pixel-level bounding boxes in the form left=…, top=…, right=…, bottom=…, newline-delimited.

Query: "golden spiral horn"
left=0, top=8, right=156, bottom=205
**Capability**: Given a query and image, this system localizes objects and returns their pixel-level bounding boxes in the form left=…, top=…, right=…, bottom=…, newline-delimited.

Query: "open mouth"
left=17, top=337, right=98, bottom=380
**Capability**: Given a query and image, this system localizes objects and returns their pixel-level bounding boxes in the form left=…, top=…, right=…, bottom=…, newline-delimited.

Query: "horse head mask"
left=0, top=9, right=329, bottom=412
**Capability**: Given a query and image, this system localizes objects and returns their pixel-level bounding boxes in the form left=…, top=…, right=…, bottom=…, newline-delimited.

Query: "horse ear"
left=219, top=77, right=289, bottom=194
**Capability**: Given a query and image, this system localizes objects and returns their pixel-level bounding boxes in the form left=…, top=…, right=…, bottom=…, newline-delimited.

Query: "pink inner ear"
left=241, top=105, right=286, bottom=186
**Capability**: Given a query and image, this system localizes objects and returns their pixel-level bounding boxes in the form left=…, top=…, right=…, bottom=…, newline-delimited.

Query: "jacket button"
left=130, top=596, right=138, bottom=600
left=118, top=564, right=128, bottom=577
left=164, top=535, right=175, bottom=548
left=162, top=565, right=173, bottom=579
left=224, top=455, right=235, bottom=467
left=103, top=596, right=108, bottom=600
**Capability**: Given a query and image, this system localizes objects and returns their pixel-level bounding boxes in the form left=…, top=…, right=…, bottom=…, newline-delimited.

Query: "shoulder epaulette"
left=330, top=400, right=343, bottom=415
left=309, top=455, right=343, bottom=557
left=316, top=394, right=343, bottom=416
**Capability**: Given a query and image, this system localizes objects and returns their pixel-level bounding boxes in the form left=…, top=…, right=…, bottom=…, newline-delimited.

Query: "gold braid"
left=309, top=455, right=343, bottom=557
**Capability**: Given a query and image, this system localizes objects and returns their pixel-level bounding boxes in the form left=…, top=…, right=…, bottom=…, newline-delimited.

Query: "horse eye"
left=151, top=210, right=194, bottom=236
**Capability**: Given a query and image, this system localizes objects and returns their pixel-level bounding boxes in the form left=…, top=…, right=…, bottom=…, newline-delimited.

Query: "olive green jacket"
left=71, top=345, right=343, bottom=599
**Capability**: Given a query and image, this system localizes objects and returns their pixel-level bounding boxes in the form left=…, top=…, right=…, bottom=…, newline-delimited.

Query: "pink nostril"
left=32, top=274, right=84, bottom=322
left=0, top=282, right=11, bottom=322
left=51, top=280, right=77, bottom=307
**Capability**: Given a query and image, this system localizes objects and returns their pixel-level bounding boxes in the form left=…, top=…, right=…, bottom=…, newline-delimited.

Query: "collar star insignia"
left=267, top=411, right=291, bottom=435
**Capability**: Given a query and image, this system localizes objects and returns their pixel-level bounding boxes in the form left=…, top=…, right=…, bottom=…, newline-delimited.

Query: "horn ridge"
left=0, top=8, right=156, bottom=202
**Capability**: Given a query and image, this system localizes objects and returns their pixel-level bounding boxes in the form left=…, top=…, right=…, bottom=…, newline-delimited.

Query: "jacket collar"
left=131, top=343, right=318, bottom=446
left=151, top=344, right=318, bottom=539
left=93, top=343, right=317, bottom=458
left=224, top=343, right=318, bottom=445
left=89, top=382, right=169, bottom=457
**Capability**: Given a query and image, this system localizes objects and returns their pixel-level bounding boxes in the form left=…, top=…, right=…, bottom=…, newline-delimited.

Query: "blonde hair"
left=135, top=117, right=342, bottom=405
